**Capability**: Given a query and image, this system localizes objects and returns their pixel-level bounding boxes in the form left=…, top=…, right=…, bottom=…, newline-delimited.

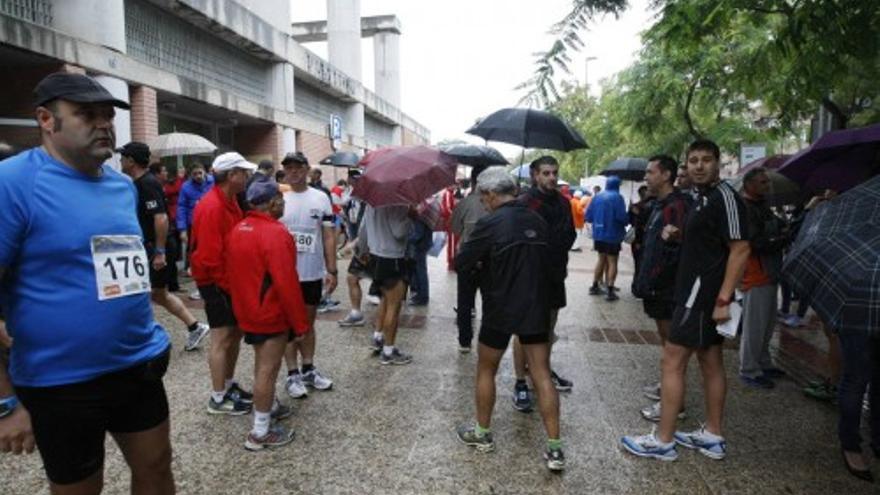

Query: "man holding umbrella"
left=512, top=156, right=576, bottom=409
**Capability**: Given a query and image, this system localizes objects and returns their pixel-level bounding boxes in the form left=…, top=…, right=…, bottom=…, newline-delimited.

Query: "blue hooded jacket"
left=585, top=176, right=629, bottom=243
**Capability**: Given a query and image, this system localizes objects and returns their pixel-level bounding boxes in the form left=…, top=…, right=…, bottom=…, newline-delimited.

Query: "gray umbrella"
left=600, top=157, right=648, bottom=181
left=441, top=144, right=508, bottom=167
left=319, top=151, right=360, bottom=167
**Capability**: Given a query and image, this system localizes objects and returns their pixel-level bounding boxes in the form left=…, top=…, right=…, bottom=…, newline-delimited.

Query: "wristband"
left=715, top=296, right=732, bottom=307
left=0, top=395, right=18, bottom=419
left=327, top=269, right=338, bottom=276
left=155, top=248, right=166, bottom=254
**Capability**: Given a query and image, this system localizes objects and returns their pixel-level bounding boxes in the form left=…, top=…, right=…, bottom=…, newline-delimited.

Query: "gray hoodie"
left=363, top=205, right=412, bottom=259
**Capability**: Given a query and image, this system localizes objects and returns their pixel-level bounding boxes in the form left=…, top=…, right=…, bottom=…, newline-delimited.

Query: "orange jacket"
left=225, top=211, right=310, bottom=335
left=570, top=197, right=585, bottom=229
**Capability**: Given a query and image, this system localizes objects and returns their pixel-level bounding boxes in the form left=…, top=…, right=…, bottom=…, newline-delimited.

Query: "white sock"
left=224, top=379, right=235, bottom=392
left=373, top=331, right=383, bottom=340
left=211, top=391, right=226, bottom=403
left=350, top=309, right=362, bottom=318
left=252, top=410, right=271, bottom=437
left=382, top=345, right=394, bottom=356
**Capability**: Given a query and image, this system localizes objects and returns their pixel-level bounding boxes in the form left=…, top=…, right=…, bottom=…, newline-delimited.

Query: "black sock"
left=301, top=363, right=315, bottom=374
left=515, top=379, right=527, bottom=388
left=187, top=322, right=199, bottom=332
left=288, top=369, right=298, bottom=377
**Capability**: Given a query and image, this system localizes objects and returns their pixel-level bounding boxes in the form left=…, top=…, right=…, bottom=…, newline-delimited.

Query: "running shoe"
left=270, top=399, right=293, bottom=420
left=456, top=423, right=495, bottom=453
left=544, top=448, right=566, bottom=471
left=207, top=395, right=251, bottom=416
left=184, top=322, right=210, bottom=352
left=620, top=429, right=678, bottom=461
left=227, top=382, right=254, bottom=404
left=640, top=401, right=686, bottom=422
left=642, top=382, right=661, bottom=401
left=286, top=372, right=308, bottom=399
left=379, top=348, right=413, bottom=365
left=338, top=312, right=366, bottom=327
left=458, top=345, right=471, bottom=355
left=366, top=295, right=381, bottom=306
left=302, top=368, right=333, bottom=391
left=551, top=371, right=573, bottom=392
left=513, top=383, right=533, bottom=413
left=606, top=290, right=620, bottom=302
left=783, top=315, right=805, bottom=328
left=674, top=426, right=727, bottom=460
left=739, top=374, right=775, bottom=389
left=803, top=381, right=837, bottom=402
left=244, top=424, right=295, bottom=451
left=370, top=334, right=384, bottom=355
left=761, top=367, right=787, bottom=379
left=589, top=284, right=605, bottom=296
left=188, top=289, right=201, bottom=301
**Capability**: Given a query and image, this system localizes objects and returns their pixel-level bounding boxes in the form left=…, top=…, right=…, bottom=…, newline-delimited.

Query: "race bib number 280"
left=90, top=235, right=151, bottom=301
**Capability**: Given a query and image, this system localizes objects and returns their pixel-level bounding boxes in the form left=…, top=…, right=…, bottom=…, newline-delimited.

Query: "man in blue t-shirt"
left=0, top=73, right=174, bottom=493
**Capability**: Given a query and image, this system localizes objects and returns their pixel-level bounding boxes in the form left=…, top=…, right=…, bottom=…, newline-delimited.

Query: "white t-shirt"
left=280, top=188, right=334, bottom=282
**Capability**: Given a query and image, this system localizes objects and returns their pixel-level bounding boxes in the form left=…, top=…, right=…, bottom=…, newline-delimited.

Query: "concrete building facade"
left=0, top=0, right=429, bottom=177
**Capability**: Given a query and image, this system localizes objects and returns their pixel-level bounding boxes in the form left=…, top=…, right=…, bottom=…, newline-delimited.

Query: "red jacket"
left=191, top=186, right=243, bottom=290
left=225, top=211, right=310, bottom=335
left=163, top=177, right=184, bottom=224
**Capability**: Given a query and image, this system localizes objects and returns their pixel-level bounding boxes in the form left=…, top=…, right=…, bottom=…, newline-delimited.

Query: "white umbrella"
left=148, top=132, right=217, bottom=158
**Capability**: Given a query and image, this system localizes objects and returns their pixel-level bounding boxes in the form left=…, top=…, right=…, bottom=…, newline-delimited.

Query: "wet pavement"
left=2, top=247, right=874, bottom=494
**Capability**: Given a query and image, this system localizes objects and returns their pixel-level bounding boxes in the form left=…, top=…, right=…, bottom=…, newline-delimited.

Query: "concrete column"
left=373, top=31, right=401, bottom=108
left=52, top=0, right=126, bottom=54
left=94, top=76, right=130, bottom=172
left=282, top=127, right=296, bottom=155
left=327, top=0, right=364, bottom=141
left=269, top=62, right=296, bottom=112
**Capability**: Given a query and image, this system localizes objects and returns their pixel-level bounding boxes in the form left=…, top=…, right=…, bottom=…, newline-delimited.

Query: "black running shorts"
left=15, top=348, right=171, bottom=485
left=198, top=284, right=237, bottom=328
left=479, top=327, right=550, bottom=351
left=668, top=305, right=724, bottom=349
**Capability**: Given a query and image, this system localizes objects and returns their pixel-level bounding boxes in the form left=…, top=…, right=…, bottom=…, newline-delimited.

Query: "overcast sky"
left=291, top=1, right=655, bottom=151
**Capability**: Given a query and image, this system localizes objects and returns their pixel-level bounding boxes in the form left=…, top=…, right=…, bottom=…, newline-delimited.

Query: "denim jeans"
left=456, top=272, right=478, bottom=347
left=837, top=331, right=880, bottom=453
left=410, top=250, right=429, bottom=303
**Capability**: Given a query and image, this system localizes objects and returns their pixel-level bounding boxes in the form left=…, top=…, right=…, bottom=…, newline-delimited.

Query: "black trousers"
left=456, top=273, right=478, bottom=347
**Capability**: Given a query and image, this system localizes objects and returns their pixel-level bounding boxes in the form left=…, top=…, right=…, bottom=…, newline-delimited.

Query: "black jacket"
left=516, top=187, right=576, bottom=284
left=455, top=201, right=551, bottom=337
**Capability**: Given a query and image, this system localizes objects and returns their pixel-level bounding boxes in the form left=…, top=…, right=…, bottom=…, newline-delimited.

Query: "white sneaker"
left=642, top=382, right=661, bottom=401
left=285, top=373, right=308, bottom=399
left=184, top=322, right=210, bottom=351
left=366, top=295, right=381, bottom=306
left=302, top=368, right=333, bottom=391
left=783, top=315, right=804, bottom=328
left=674, top=426, right=727, bottom=460
left=188, top=289, right=201, bottom=301
left=620, top=427, right=678, bottom=461
left=640, top=401, right=686, bottom=422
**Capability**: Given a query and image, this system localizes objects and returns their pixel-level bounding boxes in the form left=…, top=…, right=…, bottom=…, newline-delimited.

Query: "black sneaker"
left=207, top=396, right=252, bottom=416
left=544, top=448, right=566, bottom=471
left=513, top=383, right=533, bottom=413
left=227, top=382, right=254, bottom=404
left=606, top=289, right=619, bottom=301
left=379, top=348, right=413, bottom=365
left=589, top=284, right=605, bottom=296
left=550, top=371, right=573, bottom=392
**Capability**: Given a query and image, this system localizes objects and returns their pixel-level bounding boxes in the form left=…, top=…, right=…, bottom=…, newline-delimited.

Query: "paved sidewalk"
left=1, top=248, right=872, bottom=494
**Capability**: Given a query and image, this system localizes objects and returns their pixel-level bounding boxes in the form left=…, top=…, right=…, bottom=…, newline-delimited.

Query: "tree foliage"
left=520, top=0, right=880, bottom=180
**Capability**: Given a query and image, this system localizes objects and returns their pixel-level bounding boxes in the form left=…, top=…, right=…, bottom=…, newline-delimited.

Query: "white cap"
left=212, top=152, right=257, bottom=173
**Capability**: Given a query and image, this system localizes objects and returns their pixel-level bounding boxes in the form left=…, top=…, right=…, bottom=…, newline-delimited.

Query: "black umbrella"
left=465, top=108, right=588, bottom=151
left=782, top=174, right=880, bottom=336
left=319, top=151, right=360, bottom=167
left=600, top=157, right=648, bottom=181
left=441, top=144, right=509, bottom=167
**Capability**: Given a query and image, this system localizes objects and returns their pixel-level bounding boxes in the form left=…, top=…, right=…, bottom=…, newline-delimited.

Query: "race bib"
left=291, top=230, right=317, bottom=254
left=90, top=235, right=151, bottom=301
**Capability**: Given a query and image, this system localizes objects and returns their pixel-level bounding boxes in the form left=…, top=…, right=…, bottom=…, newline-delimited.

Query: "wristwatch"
left=0, top=396, right=18, bottom=419
left=715, top=296, right=732, bottom=307
left=327, top=269, right=338, bottom=276
left=154, top=247, right=166, bottom=254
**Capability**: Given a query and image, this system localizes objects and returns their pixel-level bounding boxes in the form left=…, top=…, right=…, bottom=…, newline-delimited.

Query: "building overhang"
left=291, top=15, right=402, bottom=43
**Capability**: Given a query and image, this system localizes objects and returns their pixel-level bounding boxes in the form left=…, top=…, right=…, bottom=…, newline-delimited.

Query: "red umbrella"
left=352, top=146, right=458, bottom=206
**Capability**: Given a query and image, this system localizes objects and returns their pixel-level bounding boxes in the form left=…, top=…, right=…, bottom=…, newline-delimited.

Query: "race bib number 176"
left=90, top=235, right=151, bottom=301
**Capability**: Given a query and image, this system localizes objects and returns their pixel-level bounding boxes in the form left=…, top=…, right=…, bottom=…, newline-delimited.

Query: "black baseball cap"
left=34, top=72, right=131, bottom=109
left=281, top=151, right=308, bottom=166
left=116, top=142, right=151, bottom=166
left=258, top=159, right=275, bottom=171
